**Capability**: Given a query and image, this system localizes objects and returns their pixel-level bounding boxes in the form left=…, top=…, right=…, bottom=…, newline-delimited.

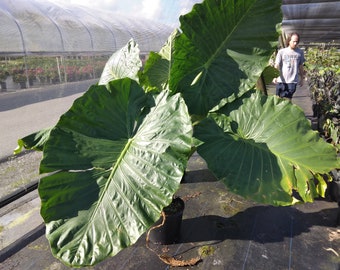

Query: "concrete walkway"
left=1, top=81, right=339, bottom=270
left=0, top=79, right=97, bottom=160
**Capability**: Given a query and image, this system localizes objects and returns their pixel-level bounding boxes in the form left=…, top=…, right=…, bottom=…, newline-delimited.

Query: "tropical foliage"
left=17, top=0, right=339, bottom=267
left=305, top=44, right=340, bottom=147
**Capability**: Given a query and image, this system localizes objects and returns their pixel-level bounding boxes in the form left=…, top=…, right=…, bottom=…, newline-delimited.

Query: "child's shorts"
left=275, top=83, right=297, bottom=98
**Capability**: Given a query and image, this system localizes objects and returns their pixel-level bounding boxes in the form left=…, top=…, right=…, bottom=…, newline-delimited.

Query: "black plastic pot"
left=148, top=197, right=185, bottom=245
left=0, top=81, right=6, bottom=91
left=19, top=81, right=26, bottom=89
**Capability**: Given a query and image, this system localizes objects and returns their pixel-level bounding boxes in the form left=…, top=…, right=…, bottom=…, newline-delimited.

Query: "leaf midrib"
left=205, top=1, right=256, bottom=69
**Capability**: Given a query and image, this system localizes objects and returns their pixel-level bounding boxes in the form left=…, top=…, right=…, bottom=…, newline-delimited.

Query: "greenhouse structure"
left=281, top=0, right=340, bottom=45
left=0, top=0, right=340, bottom=269
left=0, top=0, right=172, bottom=91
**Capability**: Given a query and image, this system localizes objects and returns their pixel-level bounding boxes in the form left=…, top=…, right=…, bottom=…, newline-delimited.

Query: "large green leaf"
left=98, top=39, right=142, bottom=85
left=262, top=65, right=279, bottom=86
left=14, top=40, right=142, bottom=156
left=139, top=29, right=179, bottom=92
left=14, top=127, right=52, bottom=154
left=170, top=0, right=281, bottom=115
left=39, top=78, right=193, bottom=266
left=195, top=90, right=339, bottom=206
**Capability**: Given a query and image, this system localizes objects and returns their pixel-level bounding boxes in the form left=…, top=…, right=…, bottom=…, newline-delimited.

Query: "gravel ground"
left=0, top=151, right=42, bottom=199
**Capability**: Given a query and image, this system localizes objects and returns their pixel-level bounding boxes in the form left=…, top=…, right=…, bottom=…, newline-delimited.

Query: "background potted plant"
left=0, top=66, right=9, bottom=91
left=11, top=68, right=27, bottom=88
left=16, top=0, right=339, bottom=267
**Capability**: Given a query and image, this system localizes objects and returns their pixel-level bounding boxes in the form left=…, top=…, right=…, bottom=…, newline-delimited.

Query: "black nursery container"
left=148, top=197, right=185, bottom=245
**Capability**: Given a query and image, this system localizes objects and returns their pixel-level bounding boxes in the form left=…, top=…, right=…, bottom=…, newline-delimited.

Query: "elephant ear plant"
left=16, top=0, right=339, bottom=267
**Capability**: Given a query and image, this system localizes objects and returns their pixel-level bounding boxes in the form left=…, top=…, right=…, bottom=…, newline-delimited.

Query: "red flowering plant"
left=34, top=67, right=46, bottom=83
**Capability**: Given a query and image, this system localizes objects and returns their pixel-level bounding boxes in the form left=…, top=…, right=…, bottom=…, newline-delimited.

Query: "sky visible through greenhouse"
left=53, top=0, right=203, bottom=27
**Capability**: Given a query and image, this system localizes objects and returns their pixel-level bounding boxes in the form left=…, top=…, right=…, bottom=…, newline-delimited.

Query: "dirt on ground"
left=0, top=151, right=42, bottom=199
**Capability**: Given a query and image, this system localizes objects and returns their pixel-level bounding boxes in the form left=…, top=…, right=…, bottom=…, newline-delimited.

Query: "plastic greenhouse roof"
left=282, top=0, right=340, bottom=45
left=0, top=0, right=172, bottom=56
left=1, top=0, right=340, bottom=57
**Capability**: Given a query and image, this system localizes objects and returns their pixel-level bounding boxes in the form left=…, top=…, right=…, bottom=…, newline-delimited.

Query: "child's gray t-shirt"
left=275, top=47, right=305, bottom=84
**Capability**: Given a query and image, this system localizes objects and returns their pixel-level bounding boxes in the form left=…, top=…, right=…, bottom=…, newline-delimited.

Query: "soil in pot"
left=148, top=197, right=185, bottom=245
